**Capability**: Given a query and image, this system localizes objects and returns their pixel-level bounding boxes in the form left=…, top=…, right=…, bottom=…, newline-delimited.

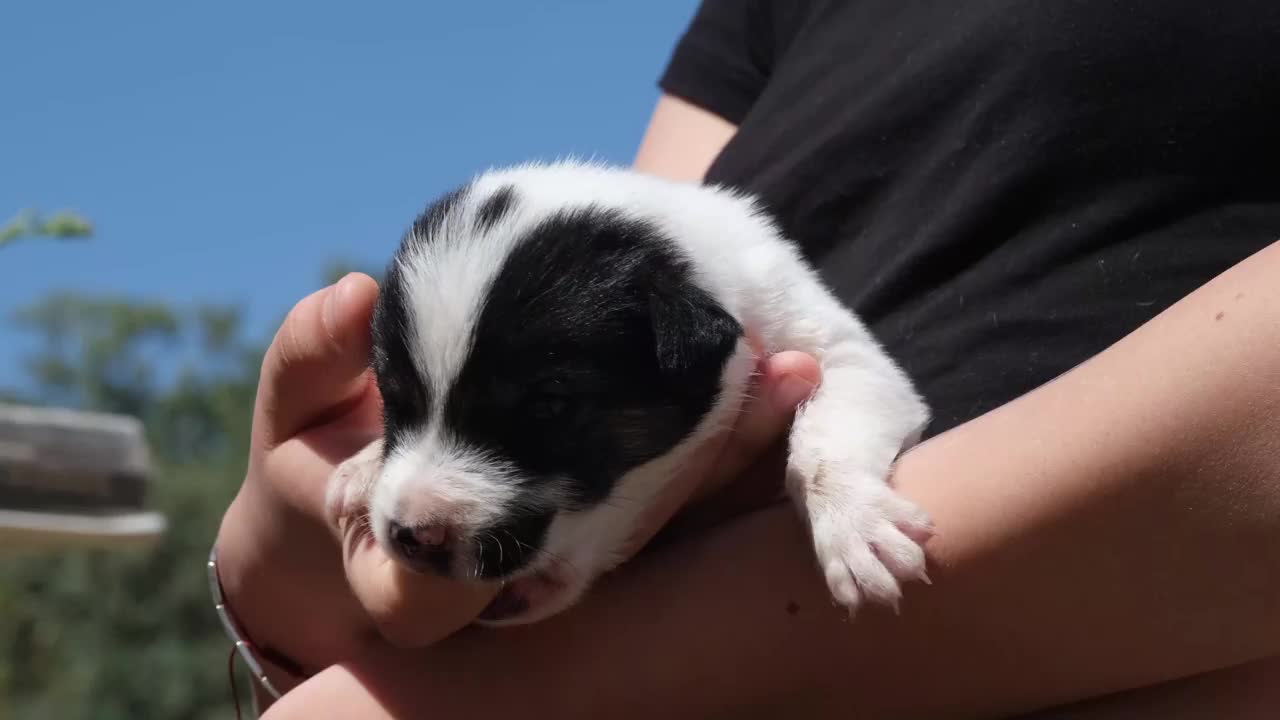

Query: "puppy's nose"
left=387, top=520, right=454, bottom=576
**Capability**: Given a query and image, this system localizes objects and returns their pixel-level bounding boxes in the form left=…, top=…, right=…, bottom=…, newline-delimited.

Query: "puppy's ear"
left=649, top=276, right=743, bottom=390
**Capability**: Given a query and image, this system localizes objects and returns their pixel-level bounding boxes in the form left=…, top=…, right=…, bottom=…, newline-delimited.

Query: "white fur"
left=328, top=159, right=933, bottom=624
left=362, top=180, right=576, bottom=567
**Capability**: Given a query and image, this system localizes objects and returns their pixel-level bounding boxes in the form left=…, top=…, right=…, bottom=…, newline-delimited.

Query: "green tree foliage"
left=320, top=258, right=383, bottom=287
left=0, top=291, right=267, bottom=720
left=1, top=212, right=371, bottom=717
left=0, top=209, right=93, bottom=248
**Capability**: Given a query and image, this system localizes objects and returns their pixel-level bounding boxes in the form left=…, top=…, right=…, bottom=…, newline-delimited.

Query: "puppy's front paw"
left=324, top=438, right=383, bottom=535
left=801, top=472, right=933, bottom=615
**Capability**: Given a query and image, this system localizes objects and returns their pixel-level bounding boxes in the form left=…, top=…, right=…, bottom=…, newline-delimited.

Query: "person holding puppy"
left=215, top=1, right=1280, bottom=717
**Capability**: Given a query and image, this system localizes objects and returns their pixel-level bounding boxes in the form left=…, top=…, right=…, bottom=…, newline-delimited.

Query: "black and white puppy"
left=326, top=160, right=932, bottom=626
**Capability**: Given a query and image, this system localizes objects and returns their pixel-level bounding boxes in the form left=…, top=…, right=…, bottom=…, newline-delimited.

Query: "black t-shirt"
left=659, top=0, right=1280, bottom=438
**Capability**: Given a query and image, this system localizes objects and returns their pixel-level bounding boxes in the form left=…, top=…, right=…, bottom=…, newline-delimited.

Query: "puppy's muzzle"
left=387, top=520, right=457, bottom=576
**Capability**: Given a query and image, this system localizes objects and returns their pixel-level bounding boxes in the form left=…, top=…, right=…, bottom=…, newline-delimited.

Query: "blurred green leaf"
left=0, top=209, right=93, bottom=248
left=320, top=258, right=383, bottom=287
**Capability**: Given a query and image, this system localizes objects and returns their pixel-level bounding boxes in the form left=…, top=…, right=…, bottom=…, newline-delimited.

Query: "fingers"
left=715, top=351, right=820, bottom=482
left=669, top=350, right=821, bottom=523
left=255, top=273, right=380, bottom=451
left=341, top=516, right=498, bottom=649
left=251, top=272, right=494, bottom=649
left=619, top=351, right=821, bottom=559
left=343, top=350, right=820, bottom=646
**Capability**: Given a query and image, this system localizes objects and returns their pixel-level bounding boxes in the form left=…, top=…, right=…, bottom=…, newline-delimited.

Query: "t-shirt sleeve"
left=657, top=0, right=807, bottom=125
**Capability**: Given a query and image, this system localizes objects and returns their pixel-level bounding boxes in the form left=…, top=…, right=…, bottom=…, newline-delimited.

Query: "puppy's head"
left=367, top=165, right=750, bottom=623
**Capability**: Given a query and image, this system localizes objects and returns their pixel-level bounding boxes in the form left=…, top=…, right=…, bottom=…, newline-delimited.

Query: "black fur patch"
left=475, top=185, right=517, bottom=233
left=410, top=184, right=468, bottom=242
left=443, top=207, right=743, bottom=577
left=372, top=187, right=470, bottom=453
left=370, top=257, right=431, bottom=455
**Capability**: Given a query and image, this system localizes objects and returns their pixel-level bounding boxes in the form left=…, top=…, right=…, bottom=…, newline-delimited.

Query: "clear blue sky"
left=1, top=0, right=699, bottom=388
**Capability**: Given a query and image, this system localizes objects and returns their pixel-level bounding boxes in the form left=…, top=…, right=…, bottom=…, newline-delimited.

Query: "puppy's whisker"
left=485, top=531, right=505, bottom=571
left=502, top=530, right=582, bottom=578
left=475, top=538, right=486, bottom=581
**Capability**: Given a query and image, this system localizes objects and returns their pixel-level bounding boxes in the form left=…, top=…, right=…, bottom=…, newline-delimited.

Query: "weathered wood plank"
left=0, top=403, right=165, bottom=547
left=0, top=508, right=166, bottom=549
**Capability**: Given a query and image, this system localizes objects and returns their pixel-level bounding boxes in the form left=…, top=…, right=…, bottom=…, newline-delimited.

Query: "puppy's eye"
left=526, top=381, right=576, bottom=422
left=529, top=393, right=573, bottom=421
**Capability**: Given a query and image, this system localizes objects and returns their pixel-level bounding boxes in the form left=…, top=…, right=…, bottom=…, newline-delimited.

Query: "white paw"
left=324, top=438, right=383, bottom=534
left=803, top=475, right=933, bottom=615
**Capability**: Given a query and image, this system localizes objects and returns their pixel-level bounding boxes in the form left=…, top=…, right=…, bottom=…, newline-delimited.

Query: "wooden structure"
left=0, top=403, right=166, bottom=549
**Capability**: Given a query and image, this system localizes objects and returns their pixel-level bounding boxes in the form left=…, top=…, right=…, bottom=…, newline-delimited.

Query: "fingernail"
left=773, top=374, right=816, bottom=411
left=324, top=274, right=354, bottom=331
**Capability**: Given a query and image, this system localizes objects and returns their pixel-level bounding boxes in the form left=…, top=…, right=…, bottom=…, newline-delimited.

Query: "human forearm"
left=595, top=235, right=1280, bottom=718
left=266, top=239, right=1280, bottom=719
left=577, top=236, right=1280, bottom=719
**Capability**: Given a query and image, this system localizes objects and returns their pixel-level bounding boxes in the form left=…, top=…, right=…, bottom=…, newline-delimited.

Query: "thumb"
left=255, top=272, right=380, bottom=451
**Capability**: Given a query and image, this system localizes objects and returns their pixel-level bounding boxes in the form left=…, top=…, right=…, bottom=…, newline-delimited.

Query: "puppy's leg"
left=745, top=249, right=932, bottom=614
left=324, top=438, right=383, bottom=536
left=786, top=359, right=932, bottom=613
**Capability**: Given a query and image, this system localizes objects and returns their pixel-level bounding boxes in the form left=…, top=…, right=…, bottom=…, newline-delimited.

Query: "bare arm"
left=261, top=94, right=1280, bottom=717
left=264, top=233, right=1280, bottom=720
left=632, top=93, right=736, bottom=181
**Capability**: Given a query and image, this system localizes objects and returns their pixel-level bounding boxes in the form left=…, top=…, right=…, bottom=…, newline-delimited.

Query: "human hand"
left=218, top=270, right=821, bottom=688
left=213, top=273, right=493, bottom=693
left=337, top=342, right=822, bottom=648
left=260, top=344, right=822, bottom=719
left=614, top=347, right=822, bottom=559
